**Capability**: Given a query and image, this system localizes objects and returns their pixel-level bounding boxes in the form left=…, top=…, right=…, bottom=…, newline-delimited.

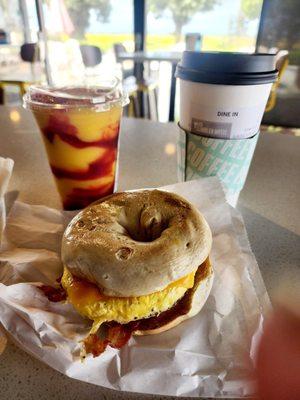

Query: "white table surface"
left=0, top=106, right=299, bottom=400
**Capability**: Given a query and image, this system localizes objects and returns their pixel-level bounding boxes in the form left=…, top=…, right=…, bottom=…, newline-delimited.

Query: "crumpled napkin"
left=0, top=156, right=270, bottom=398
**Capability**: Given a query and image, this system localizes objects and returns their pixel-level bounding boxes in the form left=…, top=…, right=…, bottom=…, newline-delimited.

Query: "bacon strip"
left=107, top=323, right=138, bottom=348
left=83, top=334, right=108, bottom=357
left=39, top=284, right=66, bottom=302
left=83, top=323, right=139, bottom=357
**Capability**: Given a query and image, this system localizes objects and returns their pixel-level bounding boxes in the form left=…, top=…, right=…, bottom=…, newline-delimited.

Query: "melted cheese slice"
left=61, top=267, right=195, bottom=334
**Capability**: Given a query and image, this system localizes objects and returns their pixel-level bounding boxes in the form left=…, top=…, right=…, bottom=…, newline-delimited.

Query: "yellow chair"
left=0, top=43, right=40, bottom=104
left=123, top=77, right=158, bottom=120
left=265, top=50, right=289, bottom=112
left=137, top=79, right=159, bottom=120
left=0, top=80, right=41, bottom=105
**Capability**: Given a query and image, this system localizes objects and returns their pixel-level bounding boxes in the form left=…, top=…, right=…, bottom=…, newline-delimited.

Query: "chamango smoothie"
left=24, top=83, right=128, bottom=210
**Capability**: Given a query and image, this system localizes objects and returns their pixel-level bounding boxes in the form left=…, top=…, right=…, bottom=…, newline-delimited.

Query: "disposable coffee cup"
left=176, top=52, right=278, bottom=139
left=177, top=125, right=259, bottom=207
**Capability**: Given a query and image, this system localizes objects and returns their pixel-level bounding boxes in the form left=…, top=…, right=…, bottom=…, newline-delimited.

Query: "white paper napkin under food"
left=0, top=157, right=270, bottom=398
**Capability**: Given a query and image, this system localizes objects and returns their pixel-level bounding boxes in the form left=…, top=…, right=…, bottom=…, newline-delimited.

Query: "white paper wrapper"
left=0, top=158, right=14, bottom=242
left=0, top=158, right=270, bottom=398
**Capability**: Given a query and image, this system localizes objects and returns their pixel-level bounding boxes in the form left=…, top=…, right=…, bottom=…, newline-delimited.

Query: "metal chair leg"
left=149, top=87, right=158, bottom=121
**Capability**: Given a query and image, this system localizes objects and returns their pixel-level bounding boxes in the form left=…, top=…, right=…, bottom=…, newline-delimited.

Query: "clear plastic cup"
left=24, top=80, right=128, bottom=210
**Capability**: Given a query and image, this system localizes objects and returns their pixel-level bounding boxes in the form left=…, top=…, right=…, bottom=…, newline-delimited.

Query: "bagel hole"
left=119, top=219, right=168, bottom=242
left=186, top=242, right=191, bottom=248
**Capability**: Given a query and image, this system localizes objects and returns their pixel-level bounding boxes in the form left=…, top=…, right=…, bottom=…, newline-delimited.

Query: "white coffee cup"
left=176, top=52, right=278, bottom=139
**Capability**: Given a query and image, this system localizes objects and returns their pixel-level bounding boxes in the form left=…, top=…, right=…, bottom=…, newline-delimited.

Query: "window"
left=257, top=0, right=300, bottom=127
left=0, top=0, right=39, bottom=84
left=0, top=0, right=24, bottom=45
left=43, top=0, right=134, bottom=84
left=146, top=0, right=263, bottom=53
left=146, top=0, right=264, bottom=121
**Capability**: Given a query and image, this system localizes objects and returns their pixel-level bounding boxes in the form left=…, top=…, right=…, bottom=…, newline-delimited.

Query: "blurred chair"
left=185, top=33, right=202, bottom=51
left=0, top=29, right=9, bottom=44
left=0, top=79, right=31, bottom=105
left=114, top=43, right=158, bottom=120
left=265, top=50, right=289, bottom=112
left=20, top=42, right=40, bottom=79
left=122, top=76, right=158, bottom=120
left=113, top=43, right=134, bottom=79
left=0, top=42, right=40, bottom=105
left=20, top=42, right=40, bottom=63
left=122, top=76, right=139, bottom=118
left=79, top=43, right=158, bottom=120
left=138, top=79, right=158, bottom=120
left=80, top=44, right=102, bottom=68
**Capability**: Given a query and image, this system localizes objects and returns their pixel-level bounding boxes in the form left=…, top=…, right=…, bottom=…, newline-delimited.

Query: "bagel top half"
left=61, top=190, right=212, bottom=297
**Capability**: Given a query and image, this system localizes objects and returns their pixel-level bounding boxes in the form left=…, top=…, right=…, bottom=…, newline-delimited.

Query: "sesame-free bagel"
left=61, top=190, right=212, bottom=297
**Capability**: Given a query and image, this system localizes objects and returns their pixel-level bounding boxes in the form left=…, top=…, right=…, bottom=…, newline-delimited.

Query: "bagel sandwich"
left=60, top=190, right=213, bottom=356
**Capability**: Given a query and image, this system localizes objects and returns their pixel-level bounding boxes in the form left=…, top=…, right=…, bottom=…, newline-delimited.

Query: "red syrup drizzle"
left=63, top=181, right=114, bottom=210
left=50, top=149, right=117, bottom=180
left=43, top=114, right=120, bottom=149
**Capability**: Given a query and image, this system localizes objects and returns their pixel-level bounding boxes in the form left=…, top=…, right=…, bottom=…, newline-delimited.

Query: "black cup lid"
left=176, top=51, right=278, bottom=85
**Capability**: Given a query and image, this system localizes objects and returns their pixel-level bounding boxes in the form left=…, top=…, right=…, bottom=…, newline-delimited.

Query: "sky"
left=89, top=0, right=261, bottom=37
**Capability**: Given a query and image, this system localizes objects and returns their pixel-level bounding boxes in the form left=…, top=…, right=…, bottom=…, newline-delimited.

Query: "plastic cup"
left=176, top=52, right=278, bottom=139
left=24, top=81, right=128, bottom=210
left=177, top=124, right=259, bottom=207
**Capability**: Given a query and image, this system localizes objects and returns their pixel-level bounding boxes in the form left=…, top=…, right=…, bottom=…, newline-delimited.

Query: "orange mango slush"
left=24, top=85, right=127, bottom=210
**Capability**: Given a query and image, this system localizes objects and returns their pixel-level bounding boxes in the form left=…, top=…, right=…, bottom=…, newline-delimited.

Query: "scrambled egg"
left=61, top=267, right=195, bottom=334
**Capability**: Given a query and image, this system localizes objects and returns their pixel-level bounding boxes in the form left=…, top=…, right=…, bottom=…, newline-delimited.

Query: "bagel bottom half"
left=133, top=258, right=214, bottom=336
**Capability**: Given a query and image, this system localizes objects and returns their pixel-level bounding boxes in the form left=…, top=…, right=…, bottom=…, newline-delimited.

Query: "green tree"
left=65, top=0, right=112, bottom=38
left=148, top=0, right=219, bottom=41
left=235, top=0, right=262, bottom=36
left=241, top=0, right=262, bottom=21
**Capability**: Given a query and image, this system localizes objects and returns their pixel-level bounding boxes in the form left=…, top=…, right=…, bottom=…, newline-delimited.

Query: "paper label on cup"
left=190, top=103, right=265, bottom=139
left=178, top=127, right=259, bottom=195
left=177, top=130, right=186, bottom=182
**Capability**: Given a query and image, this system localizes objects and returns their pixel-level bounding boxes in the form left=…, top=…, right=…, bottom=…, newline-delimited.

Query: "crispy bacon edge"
left=39, top=277, right=66, bottom=302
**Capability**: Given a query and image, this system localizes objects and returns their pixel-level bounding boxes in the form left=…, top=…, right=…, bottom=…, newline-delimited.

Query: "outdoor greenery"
left=233, top=0, right=262, bottom=36
left=81, top=33, right=254, bottom=53
left=61, top=0, right=261, bottom=52
left=241, top=0, right=262, bottom=20
left=148, top=0, right=219, bottom=41
left=83, top=33, right=134, bottom=52
left=63, top=0, right=262, bottom=42
left=65, top=0, right=111, bottom=38
left=50, top=0, right=260, bottom=54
